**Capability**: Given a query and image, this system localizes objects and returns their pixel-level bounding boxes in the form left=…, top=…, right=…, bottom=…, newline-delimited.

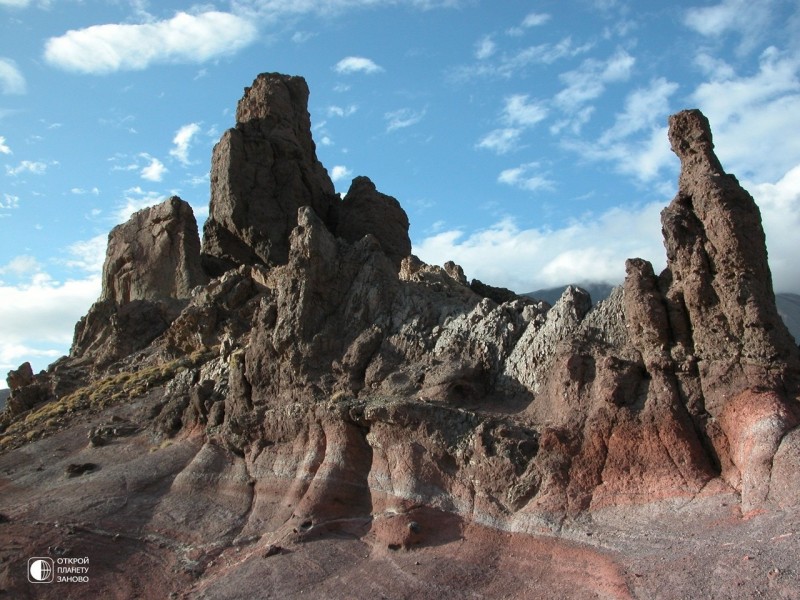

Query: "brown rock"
left=101, top=196, right=206, bottom=304
left=71, top=196, right=206, bottom=367
left=336, top=176, right=411, bottom=270
left=201, top=73, right=337, bottom=275
left=6, top=361, right=34, bottom=390
left=661, top=109, right=799, bottom=408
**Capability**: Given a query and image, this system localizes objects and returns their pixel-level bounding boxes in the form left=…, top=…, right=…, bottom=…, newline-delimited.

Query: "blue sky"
left=2, top=0, right=800, bottom=378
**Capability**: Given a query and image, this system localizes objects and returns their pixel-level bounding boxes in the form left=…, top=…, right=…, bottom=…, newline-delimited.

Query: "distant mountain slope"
left=529, top=284, right=800, bottom=344
left=0, top=388, right=8, bottom=411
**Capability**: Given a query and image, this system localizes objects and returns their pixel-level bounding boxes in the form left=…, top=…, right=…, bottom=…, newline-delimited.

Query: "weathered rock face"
left=6, top=362, right=33, bottom=391
left=337, top=176, right=411, bottom=270
left=201, top=73, right=338, bottom=275
left=71, top=196, right=207, bottom=368
left=101, top=196, right=207, bottom=304
left=657, top=109, right=800, bottom=509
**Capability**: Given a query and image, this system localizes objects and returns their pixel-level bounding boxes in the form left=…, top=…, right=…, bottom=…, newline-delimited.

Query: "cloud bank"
left=44, top=12, right=258, bottom=74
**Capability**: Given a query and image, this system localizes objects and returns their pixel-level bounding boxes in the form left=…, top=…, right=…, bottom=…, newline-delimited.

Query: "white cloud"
left=1, top=193, right=19, bottom=209
left=476, top=128, right=521, bottom=154
left=476, top=95, right=547, bottom=155
left=691, top=48, right=800, bottom=182
left=0, top=255, right=41, bottom=277
left=498, top=162, right=555, bottom=192
left=684, top=0, right=776, bottom=54
left=750, top=164, right=800, bottom=293
left=330, top=165, right=352, bottom=182
left=62, top=234, right=107, bottom=274
left=553, top=49, right=635, bottom=132
left=385, top=107, right=426, bottom=132
left=561, top=78, right=679, bottom=184
left=451, top=36, right=594, bottom=82
left=556, top=49, right=635, bottom=111
left=44, top=11, right=258, bottom=74
left=521, top=12, right=551, bottom=28
left=0, top=273, right=100, bottom=373
left=116, top=187, right=164, bottom=222
left=414, top=202, right=667, bottom=293
left=170, top=122, right=201, bottom=165
left=334, top=56, right=383, bottom=74
left=140, top=155, right=167, bottom=182
left=601, top=78, right=678, bottom=143
left=0, top=135, right=10, bottom=154
left=327, top=105, right=358, bottom=117
left=5, top=160, right=49, bottom=176
left=503, top=94, right=548, bottom=127
left=235, top=0, right=462, bottom=20
left=0, top=0, right=32, bottom=7
left=70, top=186, right=100, bottom=195
left=291, top=30, right=317, bottom=43
left=0, top=58, right=26, bottom=94
left=475, top=35, right=496, bottom=60
left=506, top=11, right=551, bottom=36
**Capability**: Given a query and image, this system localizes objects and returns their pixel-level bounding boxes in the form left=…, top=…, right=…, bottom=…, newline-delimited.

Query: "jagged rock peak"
left=201, top=73, right=337, bottom=275
left=235, top=72, right=311, bottom=129
left=338, top=176, right=411, bottom=270
left=101, top=196, right=207, bottom=304
left=668, top=109, right=725, bottom=185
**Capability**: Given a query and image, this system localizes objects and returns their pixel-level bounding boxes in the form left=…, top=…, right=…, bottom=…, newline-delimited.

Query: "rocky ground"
left=1, top=73, right=798, bottom=598
left=2, top=372, right=797, bottom=599
left=1, top=399, right=797, bottom=599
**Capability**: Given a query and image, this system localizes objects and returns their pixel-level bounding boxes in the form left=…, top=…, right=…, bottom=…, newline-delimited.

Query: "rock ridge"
left=1, top=79, right=799, bottom=600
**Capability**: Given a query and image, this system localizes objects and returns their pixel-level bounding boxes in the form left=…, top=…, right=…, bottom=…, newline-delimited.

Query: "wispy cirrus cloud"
left=498, top=162, right=555, bottom=192
left=234, top=0, right=463, bottom=20
left=0, top=58, right=26, bottom=95
left=5, top=160, right=51, bottom=176
left=684, top=0, right=779, bottom=55
left=477, top=94, right=548, bottom=155
left=44, top=11, right=258, bottom=74
left=385, top=107, right=426, bottom=132
left=170, top=123, right=201, bottom=165
left=560, top=77, right=679, bottom=186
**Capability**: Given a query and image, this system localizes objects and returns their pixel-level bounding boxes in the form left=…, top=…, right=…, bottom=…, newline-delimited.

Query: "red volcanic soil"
left=1, top=396, right=798, bottom=599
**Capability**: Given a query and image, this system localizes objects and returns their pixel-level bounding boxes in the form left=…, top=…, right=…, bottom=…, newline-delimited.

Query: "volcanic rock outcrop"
left=2, top=75, right=799, bottom=600
left=71, top=196, right=207, bottom=369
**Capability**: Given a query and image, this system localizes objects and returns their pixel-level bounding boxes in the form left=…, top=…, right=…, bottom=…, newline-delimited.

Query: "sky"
left=1, top=0, right=800, bottom=379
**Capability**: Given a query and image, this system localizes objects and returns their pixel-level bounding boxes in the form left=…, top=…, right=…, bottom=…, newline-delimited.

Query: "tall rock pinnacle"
left=660, top=109, right=799, bottom=399
left=201, top=73, right=338, bottom=275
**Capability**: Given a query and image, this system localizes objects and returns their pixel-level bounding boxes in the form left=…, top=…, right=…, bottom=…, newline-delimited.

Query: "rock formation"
left=201, top=73, right=339, bottom=275
left=337, top=176, right=411, bottom=270
left=70, top=196, right=206, bottom=369
left=201, top=73, right=412, bottom=276
left=1, top=77, right=799, bottom=600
